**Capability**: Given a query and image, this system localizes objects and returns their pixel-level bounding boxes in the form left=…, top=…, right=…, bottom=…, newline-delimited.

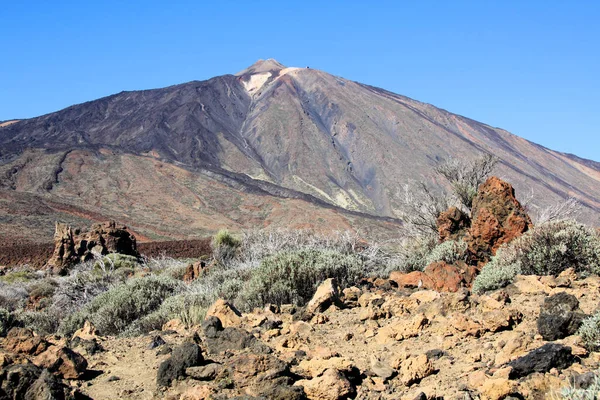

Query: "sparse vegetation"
left=59, top=275, right=184, bottom=336
left=399, top=153, right=498, bottom=236
left=0, top=307, right=13, bottom=337
left=578, top=312, right=600, bottom=352
left=237, top=249, right=363, bottom=309
left=473, top=219, right=600, bottom=293
left=212, top=229, right=241, bottom=265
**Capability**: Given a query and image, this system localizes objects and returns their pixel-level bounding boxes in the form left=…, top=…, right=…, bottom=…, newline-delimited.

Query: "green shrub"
left=0, top=308, right=14, bottom=336
left=425, top=239, right=468, bottom=266
left=395, top=236, right=437, bottom=273
left=559, top=371, right=600, bottom=399
left=18, top=309, right=60, bottom=336
left=59, top=275, right=184, bottom=337
left=0, top=270, right=35, bottom=284
left=578, top=312, right=600, bottom=352
left=94, top=253, right=140, bottom=272
left=237, top=249, right=363, bottom=309
left=212, top=229, right=241, bottom=264
left=473, top=219, right=600, bottom=293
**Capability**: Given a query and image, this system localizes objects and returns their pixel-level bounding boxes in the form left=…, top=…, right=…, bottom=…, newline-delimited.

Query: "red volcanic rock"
left=437, top=206, right=470, bottom=243
left=183, top=261, right=207, bottom=282
left=47, top=221, right=139, bottom=274
left=389, top=261, right=478, bottom=292
left=466, top=177, right=532, bottom=264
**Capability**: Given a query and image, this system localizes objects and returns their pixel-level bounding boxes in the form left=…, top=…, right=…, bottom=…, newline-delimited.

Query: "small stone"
left=147, top=335, right=166, bottom=350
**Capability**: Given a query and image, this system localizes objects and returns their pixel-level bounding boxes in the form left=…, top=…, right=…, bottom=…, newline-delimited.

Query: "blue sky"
left=1, top=1, right=598, bottom=161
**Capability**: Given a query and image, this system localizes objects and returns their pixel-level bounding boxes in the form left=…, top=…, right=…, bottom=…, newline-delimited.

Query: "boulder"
left=306, top=278, right=342, bottom=315
left=507, top=343, right=575, bottom=379
left=24, top=369, right=71, bottom=400
left=467, top=177, right=532, bottom=264
left=437, top=206, right=471, bottom=242
left=3, top=327, right=49, bottom=355
left=398, top=354, right=435, bottom=386
left=201, top=316, right=224, bottom=338
left=537, top=292, right=585, bottom=340
left=294, top=368, right=355, bottom=400
left=157, top=342, right=203, bottom=387
left=0, top=364, right=42, bottom=399
left=186, top=363, right=223, bottom=381
left=389, top=261, right=478, bottom=292
left=205, top=299, right=242, bottom=328
left=47, top=221, right=139, bottom=274
left=33, top=345, right=88, bottom=379
left=203, top=326, right=271, bottom=355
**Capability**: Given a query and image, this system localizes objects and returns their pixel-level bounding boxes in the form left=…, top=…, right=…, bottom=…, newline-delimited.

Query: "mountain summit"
left=0, top=60, right=599, bottom=241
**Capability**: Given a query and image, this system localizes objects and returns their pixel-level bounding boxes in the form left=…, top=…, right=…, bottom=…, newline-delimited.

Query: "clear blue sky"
left=1, top=1, right=599, bottom=161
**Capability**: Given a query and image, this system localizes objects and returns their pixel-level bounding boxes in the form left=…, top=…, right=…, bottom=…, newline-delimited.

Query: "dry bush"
left=535, top=197, right=582, bottom=224
left=473, top=219, right=600, bottom=293
left=434, top=153, right=498, bottom=210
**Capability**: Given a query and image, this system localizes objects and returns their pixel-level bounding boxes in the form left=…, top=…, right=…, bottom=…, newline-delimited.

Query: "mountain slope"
left=1, top=59, right=598, bottom=241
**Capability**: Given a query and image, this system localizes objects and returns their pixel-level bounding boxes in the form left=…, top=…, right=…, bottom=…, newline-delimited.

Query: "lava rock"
left=508, top=343, right=575, bottom=379
left=156, top=342, right=203, bottom=387
left=537, top=292, right=585, bottom=340
left=147, top=335, right=166, bottom=350
left=202, top=316, right=224, bottom=339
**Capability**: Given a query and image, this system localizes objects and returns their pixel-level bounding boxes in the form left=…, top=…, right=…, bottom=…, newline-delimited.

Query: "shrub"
left=0, top=270, right=35, bottom=284
left=473, top=219, right=600, bottom=293
left=18, top=309, right=61, bottom=336
left=94, top=253, right=140, bottom=272
left=425, top=239, right=468, bottom=266
left=559, top=371, right=600, bottom=399
left=212, top=229, right=241, bottom=264
left=578, top=312, right=600, bottom=352
left=237, top=249, right=363, bottom=310
left=59, top=275, right=184, bottom=336
left=434, top=153, right=498, bottom=210
left=0, top=308, right=14, bottom=337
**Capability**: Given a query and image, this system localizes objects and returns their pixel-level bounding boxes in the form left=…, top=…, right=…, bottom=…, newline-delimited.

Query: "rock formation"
left=46, top=221, right=139, bottom=274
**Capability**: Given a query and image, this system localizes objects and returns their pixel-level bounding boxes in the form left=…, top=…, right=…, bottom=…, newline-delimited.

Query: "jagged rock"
left=205, top=299, right=242, bottom=328
left=147, top=335, right=166, bottom=350
left=437, top=206, right=471, bottom=242
left=507, top=343, right=575, bottom=379
left=537, top=292, right=585, bottom=340
left=478, top=377, right=517, bottom=400
left=204, top=326, right=271, bottom=355
left=183, top=261, right=206, bottom=282
left=47, top=221, right=139, bottom=274
left=294, top=368, right=355, bottom=400
left=0, top=364, right=42, bottom=399
left=306, top=278, right=342, bottom=315
left=202, top=316, right=224, bottom=338
left=157, top=342, right=203, bottom=387
left=467, top=177, right=532, bottom=264
left=397, top=354, right=435, bottom=386
left=33, top=345, right=88, bottom=379
left=376, top=313, right=428, bottom=343
left=369, top=356, right=395, bottom=380
left=296, top=357, right=356, bottom=379
left=70, top=336, right=104, bottom=355
left=72, top=320, right=98, bottom=341
left=24, top=369, right=71, bottom=400
left=3, top=327, right=49, bottom=355
left=389, top=261, right=477, bottom=292
left=186, top=363, right=223, bottom=381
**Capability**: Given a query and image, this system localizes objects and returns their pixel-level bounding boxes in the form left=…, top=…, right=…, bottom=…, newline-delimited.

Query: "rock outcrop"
left=437, top=206, right=470, bottom=243
left=390, top=261, right=478, bottom=292
left=466, top=176, right=532, bottom=263
left=47, top=221, right=139, bottom=274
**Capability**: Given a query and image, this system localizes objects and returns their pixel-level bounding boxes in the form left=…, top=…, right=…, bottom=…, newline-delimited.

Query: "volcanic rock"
left=157, top=342, right=204, bottom=387
left=389, top=261, right=478, bottom=292
left=437, top=206, right=471, bottom=242
left=507, top=343, right=575, bottom=378
left=467, top=177, right=532, bottom=263
left=306, top=278, right=343, bottom=315
left=33, top=345, right=88, bottom=379
left=47, top=221, right=139, bottom=274
left=537, top=292, right=585, bottom=340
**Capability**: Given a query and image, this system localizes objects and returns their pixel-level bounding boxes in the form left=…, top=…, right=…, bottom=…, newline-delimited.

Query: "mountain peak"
left=235, top=58, right=286, bottom=76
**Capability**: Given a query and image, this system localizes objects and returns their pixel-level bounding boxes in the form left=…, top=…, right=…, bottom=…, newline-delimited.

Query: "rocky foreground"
left=1, top=268, right=597, bottom=400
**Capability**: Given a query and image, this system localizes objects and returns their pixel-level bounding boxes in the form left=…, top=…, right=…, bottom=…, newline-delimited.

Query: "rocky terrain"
left=0, top=59, right=599, bottom=244
left=0, top=175, right=599, bottom=399
left=1, top=270, right=597, bottom=399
